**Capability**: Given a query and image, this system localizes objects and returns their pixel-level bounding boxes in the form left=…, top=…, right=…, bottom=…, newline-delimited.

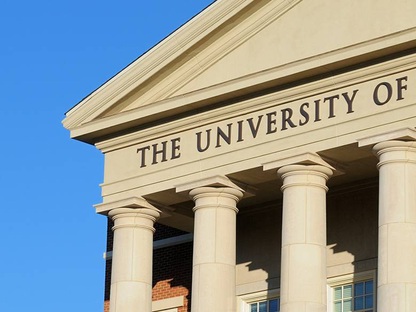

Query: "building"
left=63, top=1, right=416, bottom=311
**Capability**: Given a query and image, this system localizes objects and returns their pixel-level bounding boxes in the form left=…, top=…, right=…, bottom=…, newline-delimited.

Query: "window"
left=249, top=298, right=280, bottom=312
left=238, top=289, right=279, bottom=312
left=333, top=279, right=374, bottom=312
left=328, top=271, right=376, bottom=312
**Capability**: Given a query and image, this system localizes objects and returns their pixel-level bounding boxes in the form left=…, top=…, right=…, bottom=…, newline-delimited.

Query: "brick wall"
left=104, top=219, right=113, bottom=304
left=154, top=222, right=188, bottom=240
left=104, top=300, right=109, bottom=312
left=152, top=242, right=193, bottom=312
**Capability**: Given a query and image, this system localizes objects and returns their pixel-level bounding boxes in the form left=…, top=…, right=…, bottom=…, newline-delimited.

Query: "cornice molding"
left=94, top=53, right=416, bottom=153
left=70, top=27, right=416, bottom=144
left=63, top=0, right=257, bottom=130
left=124, top=0, right=302, bottom=109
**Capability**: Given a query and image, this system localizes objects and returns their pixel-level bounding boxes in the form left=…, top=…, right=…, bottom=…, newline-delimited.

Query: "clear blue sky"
left=0, top=1, right=213, bottom=311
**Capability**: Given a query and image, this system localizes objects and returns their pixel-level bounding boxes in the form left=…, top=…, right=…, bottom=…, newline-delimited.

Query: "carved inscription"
left=136, top=74, right=410, bottom=168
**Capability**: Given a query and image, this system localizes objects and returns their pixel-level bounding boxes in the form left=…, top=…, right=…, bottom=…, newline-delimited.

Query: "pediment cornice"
left=63, top=0, right=258, bottom=131
left=63, top=0, right=416, bottom=145
left=68, top=27, right=416, bottom=144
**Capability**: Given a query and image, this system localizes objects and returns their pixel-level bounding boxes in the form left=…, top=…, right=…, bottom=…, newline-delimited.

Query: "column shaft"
left=109, top=207, right=160, bottom=312
left=374, top=141, right=416, bottom=312
left=278, top=165, right=332, bottom=312
left=190, top=187, right=243, bottom=312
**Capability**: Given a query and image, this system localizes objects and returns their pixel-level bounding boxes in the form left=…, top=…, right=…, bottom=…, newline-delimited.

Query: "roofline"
left=65, top=1, right=217, bottom=117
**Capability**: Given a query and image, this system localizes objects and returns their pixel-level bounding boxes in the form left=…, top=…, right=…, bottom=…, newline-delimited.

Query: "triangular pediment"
left=63, top=0, right=416, bottom=143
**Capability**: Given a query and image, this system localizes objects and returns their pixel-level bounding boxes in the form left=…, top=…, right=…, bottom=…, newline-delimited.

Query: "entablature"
left=97, top=54, right=416, bottom=212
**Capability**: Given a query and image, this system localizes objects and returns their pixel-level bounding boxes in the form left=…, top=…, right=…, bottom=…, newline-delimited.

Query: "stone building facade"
left=64, top=1, right=416, bottom=311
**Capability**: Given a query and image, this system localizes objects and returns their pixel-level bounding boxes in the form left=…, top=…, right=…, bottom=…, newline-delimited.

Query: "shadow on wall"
left=236, top=202, right=283, bottom=291
left=326, top=178, right=379, bottom=274
left=234, top=177, right=379, bottom=300
left=103, top=178, right=378, bottom=311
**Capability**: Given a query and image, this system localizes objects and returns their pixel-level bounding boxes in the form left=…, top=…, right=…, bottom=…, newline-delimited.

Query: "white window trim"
left=152, top=295, right=184, bottom=312
left=238, top=289, right=280, bottom=312
left=327, top=270, right=377, bottom=312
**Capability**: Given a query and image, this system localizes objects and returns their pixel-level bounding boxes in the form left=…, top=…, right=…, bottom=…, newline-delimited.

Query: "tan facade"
left=64, top=0, right=416, bottom=311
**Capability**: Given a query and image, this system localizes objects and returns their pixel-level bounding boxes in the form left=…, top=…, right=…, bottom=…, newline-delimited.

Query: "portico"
left=63, top=0, right=416, bottom=311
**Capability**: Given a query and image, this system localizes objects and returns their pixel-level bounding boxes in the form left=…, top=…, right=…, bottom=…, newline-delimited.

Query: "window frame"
left=238, top=289, right=280, bottom=312
left=327, top=270, right=377, bottom=312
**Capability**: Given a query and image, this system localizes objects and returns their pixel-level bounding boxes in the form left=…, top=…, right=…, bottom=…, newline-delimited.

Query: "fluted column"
left=278, top=165, right=332, bottom=312
left=108, top=202, right=160, bottom=312
left=373, top=140, right=416, bottom=312
left=189, top=187, right=244, bottom=312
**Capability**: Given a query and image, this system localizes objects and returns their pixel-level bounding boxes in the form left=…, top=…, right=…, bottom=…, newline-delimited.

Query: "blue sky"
left=0, top=1, right=213, bottom=311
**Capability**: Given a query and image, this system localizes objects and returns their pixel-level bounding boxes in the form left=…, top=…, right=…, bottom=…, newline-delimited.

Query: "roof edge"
left=63, top=0, right=258, bottom=131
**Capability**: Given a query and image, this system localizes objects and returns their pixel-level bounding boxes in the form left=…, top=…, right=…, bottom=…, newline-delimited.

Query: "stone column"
left=189, top=187, right=243, bottom=312
left=278, top=165, right=332, bottom=312
left=373, top=140, right=416, bottom=312
left=108, top=202, right=160, bottom=312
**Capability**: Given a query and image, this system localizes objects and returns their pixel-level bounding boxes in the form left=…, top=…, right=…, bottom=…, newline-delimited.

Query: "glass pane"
left=269, top=299, right=278, bottom=312
left=334, top=287, right=343, bottom=300
left=250, top=303, right=258, bottom=312
left=365, top=294, right=374, bottom=308
left=365, top=281, right=373, bottom=294
left=344, top=285, right=353, bottom=298
left=354, top=296, right=364, bottom=310
left=259, top=301, right=267, bottom=312
left=334, top=301, right=342, bottom=312
left=354, top=282, right=364, bottom=296
left=343, top=299, right=352, bottom=312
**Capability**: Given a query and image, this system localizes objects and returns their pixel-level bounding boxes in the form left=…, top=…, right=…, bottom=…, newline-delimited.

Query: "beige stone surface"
left=108, top=205, right=160, bottom=312
left=278, top=165, right=332, bottom=312
left=173, top=0, right=416, bottom=98
left=94, top=60, right=416, bottom=204
left=62, top=0, right=416, bottom=310
left=110, top=282, right=152, bottom=312
left=190, top=187, right=243, bottom=312
left=63, top=0, right=416, bottom=141
left=374, top=141, right=416, bottom=312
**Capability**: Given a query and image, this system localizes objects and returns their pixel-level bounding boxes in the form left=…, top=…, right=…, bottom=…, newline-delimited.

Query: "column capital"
left=373, top=140, right=416, bottom=154
left=108, top=207, right=160, bottom=220
left=102, top=197, right=161, bottom=232
left=95, top=196, right=160, bottom=214
left=190, top=187, right=243, bottom=213
left=189, top=186, right=244, bottom=200
left=278, top=165, right=333, bottom=193
left=278, top=164, right=333, bottom=178
left=373, top=140, right=416, bottom=169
